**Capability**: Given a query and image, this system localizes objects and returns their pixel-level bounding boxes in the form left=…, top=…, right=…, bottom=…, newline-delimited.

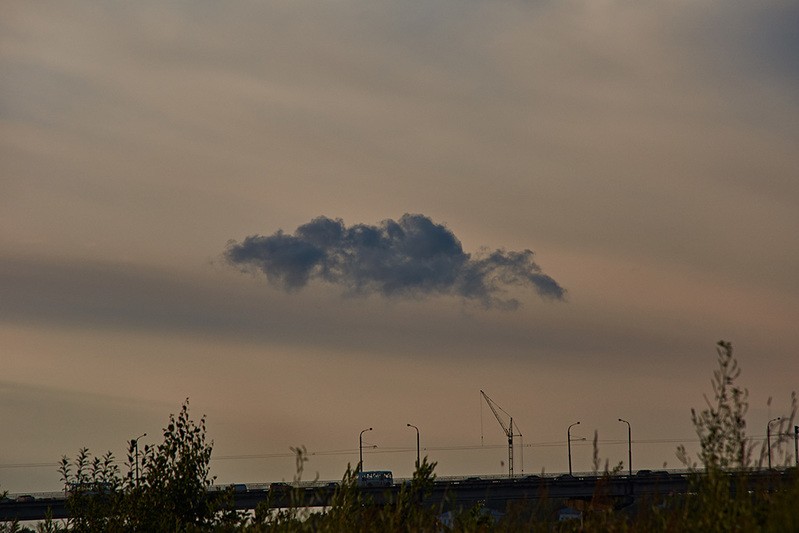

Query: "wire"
left=8, top=435, right=784, bottom=470
left=0, top=462, right=60, bottom=469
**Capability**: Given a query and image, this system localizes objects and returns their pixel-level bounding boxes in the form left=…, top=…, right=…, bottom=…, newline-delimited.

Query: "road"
left=1, top=469, right=794, bottom=522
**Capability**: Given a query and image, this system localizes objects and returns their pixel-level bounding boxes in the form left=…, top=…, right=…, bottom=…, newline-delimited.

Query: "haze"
left=2, top=0, right=797, bottom=492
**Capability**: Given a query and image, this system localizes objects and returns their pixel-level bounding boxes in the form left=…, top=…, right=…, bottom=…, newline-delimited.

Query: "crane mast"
left=480, top=390, right=522, bottom=477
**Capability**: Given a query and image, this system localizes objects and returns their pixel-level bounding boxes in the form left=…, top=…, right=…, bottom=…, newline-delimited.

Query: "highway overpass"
left=1, top=469, right=794, bottom=523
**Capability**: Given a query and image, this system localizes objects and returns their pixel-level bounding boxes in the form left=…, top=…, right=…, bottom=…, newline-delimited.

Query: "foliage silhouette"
left=41, top=342, right=799, bottom=532
left=58, top=399, right=237, bottom=532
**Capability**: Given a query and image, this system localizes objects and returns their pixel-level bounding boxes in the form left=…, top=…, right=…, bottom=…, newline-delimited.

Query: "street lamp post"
left=794, top=426, right=798, bottom=467
left=407, top=424, right=420, bottom=470
left=767, top=417, right=781, bottom=469
left=359, top=428, right=372, bottom=472
left=618, top=419, right=632, bottom=477
left=567, top=422, right=580, bottom=476
left=132, top=433, right=146, bottom=488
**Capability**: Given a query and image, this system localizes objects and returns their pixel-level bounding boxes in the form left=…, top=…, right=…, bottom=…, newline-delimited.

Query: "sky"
left=2, top=0, right=798, bottom=493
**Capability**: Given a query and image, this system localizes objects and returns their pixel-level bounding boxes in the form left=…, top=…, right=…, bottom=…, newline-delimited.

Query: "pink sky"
left=2, top=0, right=797, bottom=493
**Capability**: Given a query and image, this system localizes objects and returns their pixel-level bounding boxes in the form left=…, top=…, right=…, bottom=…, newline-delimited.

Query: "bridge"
left=1, top=469, right=794, bottom=523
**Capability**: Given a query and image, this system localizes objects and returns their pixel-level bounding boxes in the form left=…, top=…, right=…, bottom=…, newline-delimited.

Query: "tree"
left=57, top=448, right=123, bottom=532
left=677, top=340, right=751, bottom=471
left=674, top=341, right=798, bottom=533
left=59, top=399, right=234, bottom=532
left=127, top=399, right=219, bottom=531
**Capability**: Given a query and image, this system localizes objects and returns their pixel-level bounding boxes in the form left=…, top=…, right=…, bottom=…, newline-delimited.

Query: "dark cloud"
left=225, top=214, right=565, bottom=308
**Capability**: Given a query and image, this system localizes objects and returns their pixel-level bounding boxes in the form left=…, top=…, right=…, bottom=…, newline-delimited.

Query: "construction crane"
left=480, top=390, right=523, bottom=478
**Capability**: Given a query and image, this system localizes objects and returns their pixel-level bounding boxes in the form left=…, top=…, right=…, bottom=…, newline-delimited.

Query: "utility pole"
left=567, top=422, right=581, bottom=476
left=618, top=419, right=632, bottom=477
left=359, top=428, right=372, bottom=472
left=132, top=433, right=146, bottom=488
left=407, top=424, right=420, bottom=470
left=794, top=426, right=798, bottom=467
left=767, top=417, right=781, bottom=470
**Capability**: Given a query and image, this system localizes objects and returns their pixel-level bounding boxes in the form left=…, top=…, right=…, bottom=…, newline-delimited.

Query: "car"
left=558, top=507, right=582, bottom=522
left=15, top=495, right=35, bottom=503
left=356, top=471, right=393, bottom=488
left=66, top=482, right=113, bottom=496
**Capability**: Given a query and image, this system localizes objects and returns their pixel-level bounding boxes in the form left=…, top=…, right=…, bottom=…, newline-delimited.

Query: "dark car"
left=269, top=482, right=290, bottom=492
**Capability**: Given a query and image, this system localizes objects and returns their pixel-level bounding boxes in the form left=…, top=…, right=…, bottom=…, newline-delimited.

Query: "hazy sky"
left=2, top=0, right=798, bottom=492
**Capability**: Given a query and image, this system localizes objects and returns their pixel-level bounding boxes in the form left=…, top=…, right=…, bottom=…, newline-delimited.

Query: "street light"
left=359, top=427, right=372, bottom=472
left=407, top=424, right=420, bottom=470
left=567, top=422, right=581, bottom=476
left=618, top=419, right=632, bottom=477
left=132, top=433, right=146, bottom=488
left=767, top=417, right=781, bottom=469
left=794, top=426, right=798, bottom=467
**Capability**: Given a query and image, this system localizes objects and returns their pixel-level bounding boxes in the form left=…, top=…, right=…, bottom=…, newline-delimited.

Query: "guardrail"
left=3, top=468, right=794, bottom=522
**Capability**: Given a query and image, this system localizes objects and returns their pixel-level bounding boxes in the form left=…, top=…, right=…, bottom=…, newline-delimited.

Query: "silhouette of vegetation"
left=55, top=399, right=238, bottom=532
left=11, top=341, right=795, bottom=532
left=677, top=340, right=751, bottom=471
left=245, top=455, right=439, bottom=532
left=669, top=341, right=798, bottom=533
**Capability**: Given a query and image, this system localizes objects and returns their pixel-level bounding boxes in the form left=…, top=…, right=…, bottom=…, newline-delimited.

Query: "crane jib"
left=480, top=390, right=523, bottom=478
